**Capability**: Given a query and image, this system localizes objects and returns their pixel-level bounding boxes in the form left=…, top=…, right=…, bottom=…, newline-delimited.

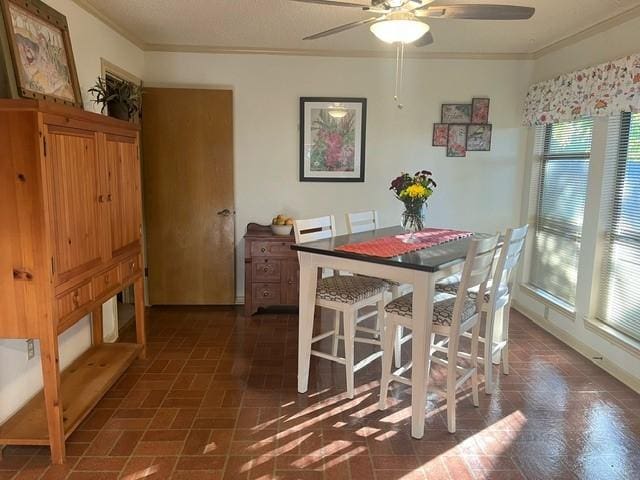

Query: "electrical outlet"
left=26, top=339, right=35, bottom=360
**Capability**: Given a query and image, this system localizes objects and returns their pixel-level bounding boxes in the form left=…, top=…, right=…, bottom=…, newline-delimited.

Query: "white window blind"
left=529, top=118, right=593, bottom=308
left=597, top=112, right=640, bottom=341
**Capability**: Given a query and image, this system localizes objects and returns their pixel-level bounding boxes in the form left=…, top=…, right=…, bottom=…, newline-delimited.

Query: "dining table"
left=291, top=225, right=497, bottom=439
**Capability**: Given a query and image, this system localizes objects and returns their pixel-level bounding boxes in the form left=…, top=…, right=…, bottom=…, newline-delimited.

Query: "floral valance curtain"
left=523, top=53, right=640, bottom=126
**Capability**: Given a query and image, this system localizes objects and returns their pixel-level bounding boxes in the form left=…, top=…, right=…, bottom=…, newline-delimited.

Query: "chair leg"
left=332, top=310, right=340, bottom=357
left=501, top=306, right=510, bottom=375
left=378, top=317, right=397, bottom=411
left=377, top=299, right=385, bottom=343
left=483, top=310, right=495, bottom=395
left=446, top=339, right=458, bottom=433
left=343, top=310, right=356, bottom=399
left=470, top=322, right=481, bottom=408
left=394, top=326, right=403, bottom=368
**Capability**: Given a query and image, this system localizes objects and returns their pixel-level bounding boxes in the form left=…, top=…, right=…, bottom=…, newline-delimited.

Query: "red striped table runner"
left=335, top=228, right=472, bottom=258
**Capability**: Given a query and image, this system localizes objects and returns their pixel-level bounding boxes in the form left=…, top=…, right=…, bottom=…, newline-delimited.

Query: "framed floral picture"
left=441, top=103, right=471, bottom=124
left=300, top=97, right=366, bottom=182
left=432, top=123, right=448, bottom=147
left=0, top=0, right=82, bottom=107
left=471, top=98, right=490, bottom=124
left=467, top=124, right=492, bottom=151
left=447, top=124, right=467, bottom=157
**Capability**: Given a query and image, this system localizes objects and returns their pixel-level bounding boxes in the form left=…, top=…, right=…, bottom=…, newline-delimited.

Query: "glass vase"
left=400, top=204, right=426, bottom=243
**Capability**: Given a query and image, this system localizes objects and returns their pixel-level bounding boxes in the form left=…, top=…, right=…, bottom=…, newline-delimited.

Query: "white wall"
left=144, top=53, right=534, bottom=299
left=515, top=15, right=640, bottom=389
left=0, top=0, right=144, bottom=423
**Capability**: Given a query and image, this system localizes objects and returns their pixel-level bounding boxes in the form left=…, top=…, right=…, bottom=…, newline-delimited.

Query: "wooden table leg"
left=39, top=330, right=65, bottom=464
left=134, top=276, right=147, bottom=360
left=91, top=304, right=103, bottom=346
left=410, top=272, right=435, bottom=439
left=297, top=253, right=317, bottom=394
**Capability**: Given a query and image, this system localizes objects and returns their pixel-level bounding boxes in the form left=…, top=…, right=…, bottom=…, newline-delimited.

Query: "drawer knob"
left=263, top=267, right=269, bottom=273
left=72, top=292, right=80, bottom=307
left=130, top=262, right=136, bottom=270
left=260, top=247, right=266, bottom=253
left=263, top=291, right=269, bottom=297
left=288, top=280, right=294, bottom=285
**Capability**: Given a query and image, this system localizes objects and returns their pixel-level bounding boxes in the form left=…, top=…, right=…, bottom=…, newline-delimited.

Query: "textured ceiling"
left=79, top=0, right=640, bottom=55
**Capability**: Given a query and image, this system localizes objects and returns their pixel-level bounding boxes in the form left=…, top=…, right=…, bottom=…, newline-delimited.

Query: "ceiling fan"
left=292, top=0, right=535, bottom=47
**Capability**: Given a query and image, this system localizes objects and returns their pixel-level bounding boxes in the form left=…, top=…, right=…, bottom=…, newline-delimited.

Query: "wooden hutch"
left=244, top=223, right=299, bottom=315
left=0, top=100, right=146, bottom=464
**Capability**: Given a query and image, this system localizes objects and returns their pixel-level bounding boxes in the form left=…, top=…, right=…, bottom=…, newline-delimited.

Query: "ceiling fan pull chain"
left=394, top=43, right=400, bottom=106
left=398, top=42, right=405, bottom=109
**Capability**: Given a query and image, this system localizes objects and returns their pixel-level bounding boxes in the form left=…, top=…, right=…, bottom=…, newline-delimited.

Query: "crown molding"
left=70, top=0, right=146, bottom=49
left=531, top=4, right=640, bottom=59
left=143, top=43, right=533, bottom=60
left=71, top=0, right=638, bottom=62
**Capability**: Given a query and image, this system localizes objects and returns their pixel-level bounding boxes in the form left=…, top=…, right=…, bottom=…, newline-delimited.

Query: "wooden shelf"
left=0, top=343, right=141, bottom=445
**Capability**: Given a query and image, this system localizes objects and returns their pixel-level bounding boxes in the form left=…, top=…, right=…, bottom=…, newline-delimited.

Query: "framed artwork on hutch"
left=0, top=0, right=82, bottom=107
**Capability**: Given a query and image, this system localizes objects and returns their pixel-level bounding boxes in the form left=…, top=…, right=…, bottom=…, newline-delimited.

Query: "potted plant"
left=389, top=170, right=437, bottom=243
left=88, top=76, right=140, bottom=121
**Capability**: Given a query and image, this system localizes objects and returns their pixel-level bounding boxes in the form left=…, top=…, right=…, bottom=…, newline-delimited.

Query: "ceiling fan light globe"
left=370, top=19, right=430, bottom=44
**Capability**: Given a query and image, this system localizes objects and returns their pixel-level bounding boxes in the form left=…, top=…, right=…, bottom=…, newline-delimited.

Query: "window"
left=529, top=118, right=594, bottom=308
left=597, top=113, right=640, bottom=341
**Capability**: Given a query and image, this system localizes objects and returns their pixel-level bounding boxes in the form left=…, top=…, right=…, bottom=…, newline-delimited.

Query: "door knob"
left=217, top=209, right=232, bottom=217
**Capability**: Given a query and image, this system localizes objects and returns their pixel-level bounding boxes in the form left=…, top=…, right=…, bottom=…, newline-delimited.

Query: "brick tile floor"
left=1, top=306, right=639, bottom=479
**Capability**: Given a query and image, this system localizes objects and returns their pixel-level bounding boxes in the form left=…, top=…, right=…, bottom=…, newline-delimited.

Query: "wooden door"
left=45, top=125, right=103, bottom=284
left=105, top=134, right=142, bottom=257
left=142, top=88, right=235, bottom=304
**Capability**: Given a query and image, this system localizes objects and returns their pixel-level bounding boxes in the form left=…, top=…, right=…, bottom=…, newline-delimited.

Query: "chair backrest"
left=346, top=210, right=379, bottom=234
left=293, top=215, right=337, bottom=244
left=488, top=224, right=529, bottom=304
left=450, top=235, right=501, bottom=332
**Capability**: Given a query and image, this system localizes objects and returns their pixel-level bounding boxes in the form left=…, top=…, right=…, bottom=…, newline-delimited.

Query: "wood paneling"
left=45, top=126, right=103, bottom=283
left=143, top=88, right=235, bottom=304
left=105, top=134, right=142, bottom=256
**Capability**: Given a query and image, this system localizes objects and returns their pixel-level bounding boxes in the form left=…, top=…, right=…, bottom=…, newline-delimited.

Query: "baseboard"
left=512, top=301, right=640, bottom=394
left=235, top=296, right=245, bottom=305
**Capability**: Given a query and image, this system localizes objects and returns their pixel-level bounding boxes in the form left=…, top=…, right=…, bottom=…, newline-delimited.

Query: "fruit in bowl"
left=271, top=214, right=294, bottom=236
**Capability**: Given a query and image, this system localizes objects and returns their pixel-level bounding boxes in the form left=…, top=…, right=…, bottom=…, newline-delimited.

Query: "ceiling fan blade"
left=303, top=17, right=379, bottom=40
left=416, top=4, right=535, bottom=20
left=290, top=0, right=370, bottom=8
left=413, top=30, right=434, bottom=47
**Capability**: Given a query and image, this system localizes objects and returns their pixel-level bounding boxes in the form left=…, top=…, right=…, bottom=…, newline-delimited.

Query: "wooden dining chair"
left=345, top=210, right=411, bottom=369
left=435, top=225, right=529, bottom=394
left=379, top=234, right=500, bottom=433
left=294, top=215, right=388, bottom=398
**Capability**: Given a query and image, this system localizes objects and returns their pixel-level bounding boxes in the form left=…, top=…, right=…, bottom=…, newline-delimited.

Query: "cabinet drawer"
left=120, top=254, right=142, bottom=281
left=252, top=283, right=281, bottom=304
left=57, top=281, right=92, bottom=319
left=92, top=265, right=121, bottom=299
left=253, top=259, right=281, bottom=281
left=251, top=241, right=295, bottom=257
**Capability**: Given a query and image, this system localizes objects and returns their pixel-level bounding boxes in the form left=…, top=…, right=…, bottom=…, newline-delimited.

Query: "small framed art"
left=467, top=124, right=492, bottom=151
left=432, top=123, right=448, bottom=147
left=0, top=0, right=82, bottom=107
left=441, top=103, right=471, bottom=124
left=299, top=97, right=366, bottom=182
left=447, top=124, right=467, bottom=157
left=471, top=98, right=490, bottom=124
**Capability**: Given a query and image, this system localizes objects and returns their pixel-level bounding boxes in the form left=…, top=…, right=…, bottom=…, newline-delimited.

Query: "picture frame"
left=0, top=0, right=82, bottom=107
left=432, top=123, right=448, bottom=147
left=471, top=97, right=490, bottom=124
left=441, top=103, right=471, bottom=124
left=467, top=124, right=492, bottom=151
left=300, top=97, right=366, bottom=182
left=447, top=124, right=467, bottom=157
